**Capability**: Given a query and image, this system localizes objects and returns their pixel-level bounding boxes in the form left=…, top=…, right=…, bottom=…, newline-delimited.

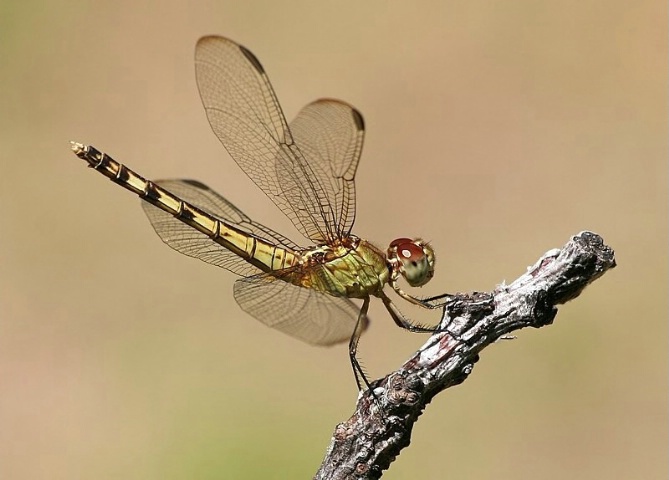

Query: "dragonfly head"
left=387, top=238, right=435, bottom=287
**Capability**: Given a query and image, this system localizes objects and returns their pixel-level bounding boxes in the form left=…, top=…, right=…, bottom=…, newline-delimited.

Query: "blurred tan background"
left=1, top=1, right=666, bottom=479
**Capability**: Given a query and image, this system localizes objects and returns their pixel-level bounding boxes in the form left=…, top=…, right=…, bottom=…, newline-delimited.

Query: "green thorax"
left=296, top=236, right=389, bottom=299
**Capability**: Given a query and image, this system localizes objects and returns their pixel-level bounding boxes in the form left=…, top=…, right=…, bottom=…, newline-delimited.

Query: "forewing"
left=288, top=99, right=365, bottom=239
left=195, top=35, right=337, bottom=243
left=141, top=179, right=299, bottom=277
left=233, top=272, right=368, bottom=346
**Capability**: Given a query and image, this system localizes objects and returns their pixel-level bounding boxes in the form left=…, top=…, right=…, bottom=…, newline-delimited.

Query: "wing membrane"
left=288, top=99, right=364, bottom=239
left=141, top=179, right=298, bottom=277
left=194, top=36, right=364, bottom=243
left=233, top=272, right=368, bottom=346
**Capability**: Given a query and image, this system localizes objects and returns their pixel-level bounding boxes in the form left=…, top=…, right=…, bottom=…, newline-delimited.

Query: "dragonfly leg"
left=380, top=290, right=445, bottom=334
left=420, top=292, right=457, bottom=307
left=390, top=278, right=456, bottom=309
left=349, top=296, right=373, bottom=392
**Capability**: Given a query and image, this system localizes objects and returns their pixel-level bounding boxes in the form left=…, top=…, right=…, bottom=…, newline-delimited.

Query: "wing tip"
left=181, top=179, right=210, bottom=190
left=350, top=108, right=365, bottom=132
left=238, top=44, right=265, bottom=74
left=309, top=98, right=366, bottom=131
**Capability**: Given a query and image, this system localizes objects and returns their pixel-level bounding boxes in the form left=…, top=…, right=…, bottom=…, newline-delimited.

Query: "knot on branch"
left=385, top=372, right=421, bottom=407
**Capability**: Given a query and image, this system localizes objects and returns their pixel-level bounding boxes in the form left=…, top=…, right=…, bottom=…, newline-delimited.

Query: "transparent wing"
left=141, top=179, right=299, bottom=277
left=233, top=272, right=369, bottom=346
left=289, top=99, right=364, bottom=239
left=195, top=36, right=364, bottom=243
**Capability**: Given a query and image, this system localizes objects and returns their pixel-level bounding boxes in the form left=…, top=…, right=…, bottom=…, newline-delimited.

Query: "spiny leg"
left=349, top=298, right=394, bottom=419
left=419, top=292, right=458, bottom=309
left=349, top=296, right=373, bottom=392
left=380, top=290, right=452, bottom=334
left=389, top=278, right=455, bottom=310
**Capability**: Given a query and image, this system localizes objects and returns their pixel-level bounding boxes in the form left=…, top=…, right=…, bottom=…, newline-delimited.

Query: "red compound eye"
left=388, top=238, right=435, bottom=287
left=389, top=238, right=413, bottom=249
left=397, top=242, right=424, bottom=261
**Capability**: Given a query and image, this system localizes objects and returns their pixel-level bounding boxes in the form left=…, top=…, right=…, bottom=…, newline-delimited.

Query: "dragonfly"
left=71, top=35, right=443, bottom=390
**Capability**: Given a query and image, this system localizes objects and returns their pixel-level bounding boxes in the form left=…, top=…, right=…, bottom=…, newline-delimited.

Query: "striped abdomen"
left=71, top=142, right=298, bottom=273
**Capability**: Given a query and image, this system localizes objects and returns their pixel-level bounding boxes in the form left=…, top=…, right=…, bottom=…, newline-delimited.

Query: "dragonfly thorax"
left=294, top=236, right=390, bottom=299
left=387, top=238, right=435, bottom=287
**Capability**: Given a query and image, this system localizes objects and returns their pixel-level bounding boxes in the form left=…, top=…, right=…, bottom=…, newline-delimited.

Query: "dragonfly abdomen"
left=72, top=143, right=220, bottom=233
left=225, top=233, right=298, bottom=273
left=71, top=142, right=299, bottom=273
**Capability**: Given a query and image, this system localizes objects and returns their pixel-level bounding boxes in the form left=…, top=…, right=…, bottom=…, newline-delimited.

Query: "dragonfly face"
left=72, top=35, right=441, bottom=390
left=387, top=238, right=436, bottom=288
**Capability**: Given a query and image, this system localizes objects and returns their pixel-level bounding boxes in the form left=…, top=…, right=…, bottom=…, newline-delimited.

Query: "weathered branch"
left=314, top=231, right=616, bottom=480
